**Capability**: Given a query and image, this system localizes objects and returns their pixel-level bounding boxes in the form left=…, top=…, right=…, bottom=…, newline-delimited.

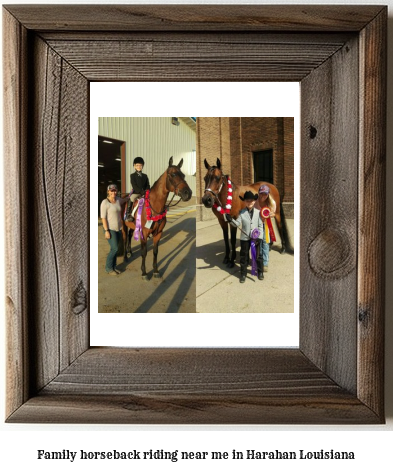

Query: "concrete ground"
left=98, top=200, right=196, bottom=313
left=98, top=200, right=293, bottom=314
left=196, top=218, right=294, bottom=313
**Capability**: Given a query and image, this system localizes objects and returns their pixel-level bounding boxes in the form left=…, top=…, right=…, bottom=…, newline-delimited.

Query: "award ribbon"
left=145, top=189, right=168, bottom=221
left=213, top=177, right=233, bottom=215
left=134, top=198, right=145, bottom=241
left=261, top=207, right=276, bottom=243
left=250, top=228, right=260, bottom=276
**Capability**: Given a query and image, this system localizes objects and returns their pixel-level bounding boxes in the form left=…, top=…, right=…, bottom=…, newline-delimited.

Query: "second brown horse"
left=202, top=158, right=291, bottom=268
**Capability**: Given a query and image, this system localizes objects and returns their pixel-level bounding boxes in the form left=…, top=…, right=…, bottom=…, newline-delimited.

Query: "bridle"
left=148, top=168, right=188, bottom=216
left=204, top=167, right=227, bottom=208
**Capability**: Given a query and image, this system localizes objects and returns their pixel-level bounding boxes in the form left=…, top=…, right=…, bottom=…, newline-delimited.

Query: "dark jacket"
left=130, top=171, right=150, bottom=194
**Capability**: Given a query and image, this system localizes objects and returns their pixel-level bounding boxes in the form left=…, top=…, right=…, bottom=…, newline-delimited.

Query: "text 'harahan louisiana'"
left=245, top=450, right=355, bottom=460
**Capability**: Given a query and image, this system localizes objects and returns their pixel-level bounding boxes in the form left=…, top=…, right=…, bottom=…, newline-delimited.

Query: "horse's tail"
left=280, top=201, right=294, bottom=254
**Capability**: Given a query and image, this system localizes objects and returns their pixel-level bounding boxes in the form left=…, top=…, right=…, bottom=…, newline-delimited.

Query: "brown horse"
left=202, top=158, right=291, bottom=268
left=122, top=157, right=192, bottom=280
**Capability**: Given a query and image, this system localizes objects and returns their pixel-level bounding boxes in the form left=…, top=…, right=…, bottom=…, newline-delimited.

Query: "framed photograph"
left=90, top=83, right=300, bottom=347
left=4, top=5, right=386, bottom=423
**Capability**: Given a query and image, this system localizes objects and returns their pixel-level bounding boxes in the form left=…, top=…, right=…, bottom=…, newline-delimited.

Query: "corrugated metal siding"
left=98, top=117, right=196, bottom=195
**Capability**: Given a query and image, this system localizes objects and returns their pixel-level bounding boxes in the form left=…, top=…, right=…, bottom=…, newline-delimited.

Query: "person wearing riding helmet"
left=254, top=184, right=276, bottom=272
left=126, top=156, right=150, bottom=222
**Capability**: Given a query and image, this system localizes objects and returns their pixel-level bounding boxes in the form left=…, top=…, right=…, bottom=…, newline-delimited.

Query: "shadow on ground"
left=98, top=215, right=196, bottom=313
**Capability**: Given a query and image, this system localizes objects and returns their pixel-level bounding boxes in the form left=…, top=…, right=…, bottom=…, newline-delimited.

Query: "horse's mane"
left=150, top=168, right=167, bottom=193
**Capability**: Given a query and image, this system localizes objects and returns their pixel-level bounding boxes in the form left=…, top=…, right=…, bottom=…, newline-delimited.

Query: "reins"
left=229, top=218, right=259, bottom=240
left=145, top=172, right=187, bottom=217
left=147, top=191, right=181, bottom=216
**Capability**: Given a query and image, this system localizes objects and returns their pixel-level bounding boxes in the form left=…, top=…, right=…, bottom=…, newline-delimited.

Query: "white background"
left=90, top=82, right=300, bottom=347
left=1, top=1, right=392, bottom=473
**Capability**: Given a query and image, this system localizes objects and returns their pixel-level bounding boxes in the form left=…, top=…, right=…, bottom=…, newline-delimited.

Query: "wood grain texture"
left=3, top=9, right=30, bottom=417
left=3, top=5, right=386, bottom=424
left=9, top=392, right=378, bottom=425
left=3, top=5, right=384, bottom=31
left=300, top=36, right=359, bottom=394
left=45, top=36, right=349, bottom=82
left=29, top=36, right=90, bottom=388
left=357, top=9, right=387, bottom=417
left=7, top=348, right=379, bottom=424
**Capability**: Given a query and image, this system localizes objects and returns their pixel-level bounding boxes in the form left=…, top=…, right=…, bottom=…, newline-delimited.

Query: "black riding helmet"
left=133, top=157, right=144, bottom=166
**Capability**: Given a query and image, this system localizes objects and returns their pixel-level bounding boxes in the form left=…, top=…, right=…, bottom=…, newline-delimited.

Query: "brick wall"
left=197, top=117, right=294, bottom=220
left=196, top=117, right=231, bottom=201
left=283, top=117, right=294, bottom=202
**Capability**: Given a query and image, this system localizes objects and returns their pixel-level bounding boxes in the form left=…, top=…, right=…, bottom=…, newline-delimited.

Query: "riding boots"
left=125, top=201, right=135, bottom=222
left=239, top=240, right=250, bottom=281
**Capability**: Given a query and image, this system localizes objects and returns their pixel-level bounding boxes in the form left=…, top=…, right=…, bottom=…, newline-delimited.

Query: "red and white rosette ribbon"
left=213, top=178, right=233, bottom=215
left=261, top=207, right=276, bottom=243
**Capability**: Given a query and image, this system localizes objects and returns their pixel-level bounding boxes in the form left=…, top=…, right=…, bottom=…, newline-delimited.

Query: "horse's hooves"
left=223, top=257, right=229, bottom=264
left=280, top=248, right=286, bottom=255
left=153, top=272, right=161, bottom=279
left=127, top=252, right=132, bottom=259
left=142, top=275, right=149, bottom=281
left=227, top=261, right=235, bottom=268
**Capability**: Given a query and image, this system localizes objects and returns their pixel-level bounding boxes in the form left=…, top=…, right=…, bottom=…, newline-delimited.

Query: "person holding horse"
left=126, top=156, right=151, bottom=222
left=101, top=184, right=130, bottom=275
left=227, top=191, right=264, bottom=283
left=254, top=184, right=276, bottom=272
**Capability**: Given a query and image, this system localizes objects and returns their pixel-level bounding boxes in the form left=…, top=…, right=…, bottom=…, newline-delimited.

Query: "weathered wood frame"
left=3, top=5, right=386, bottom=423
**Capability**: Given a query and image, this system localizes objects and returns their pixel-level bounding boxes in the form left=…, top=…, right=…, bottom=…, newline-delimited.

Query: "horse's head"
left=202, top=158, right=225, bottom=208
left=166, top=156, right=192, bottom=201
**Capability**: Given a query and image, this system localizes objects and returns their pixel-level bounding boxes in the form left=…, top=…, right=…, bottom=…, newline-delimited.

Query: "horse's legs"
left=228, top=225, right=237, bottom=268
left=220, top=221, right=230, bottom=264
left=126, top=228, right=133, bottom=259
left=152, top=233, right=161, bottom=278
left=121, top=225, right=127, bottom=261
left=122, top=227, right=134, bottom=261
left=140, top=240, right=148, bottom=280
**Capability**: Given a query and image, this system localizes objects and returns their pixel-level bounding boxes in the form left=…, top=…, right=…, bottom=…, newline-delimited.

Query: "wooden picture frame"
left=3, top=5, right=386, bottom=424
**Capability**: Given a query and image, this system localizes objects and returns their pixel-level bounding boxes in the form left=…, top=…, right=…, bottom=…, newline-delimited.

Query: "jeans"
left=261, top=239, right=269, bottom=267
left=259, top=225, right=269, bottom=266
left=105, top=229, right=122, bottom=272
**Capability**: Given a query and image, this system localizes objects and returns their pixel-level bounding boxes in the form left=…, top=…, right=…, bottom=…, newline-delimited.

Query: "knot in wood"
left=358, top=307, right=370, bottom=326
left=73, top=281, right=87, bottom=315
left=308, top=228, right=355, bottom=279
left=309, top=125, right=317, bottom=139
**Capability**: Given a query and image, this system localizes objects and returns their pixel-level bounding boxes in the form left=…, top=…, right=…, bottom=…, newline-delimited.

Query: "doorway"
left=253, top=149, right=273, bottom=183
left=98, top=136, right=125, bottom=214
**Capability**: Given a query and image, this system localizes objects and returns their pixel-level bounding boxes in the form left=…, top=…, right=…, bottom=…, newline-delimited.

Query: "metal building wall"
left=98, top=117, right=196, bottom=196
